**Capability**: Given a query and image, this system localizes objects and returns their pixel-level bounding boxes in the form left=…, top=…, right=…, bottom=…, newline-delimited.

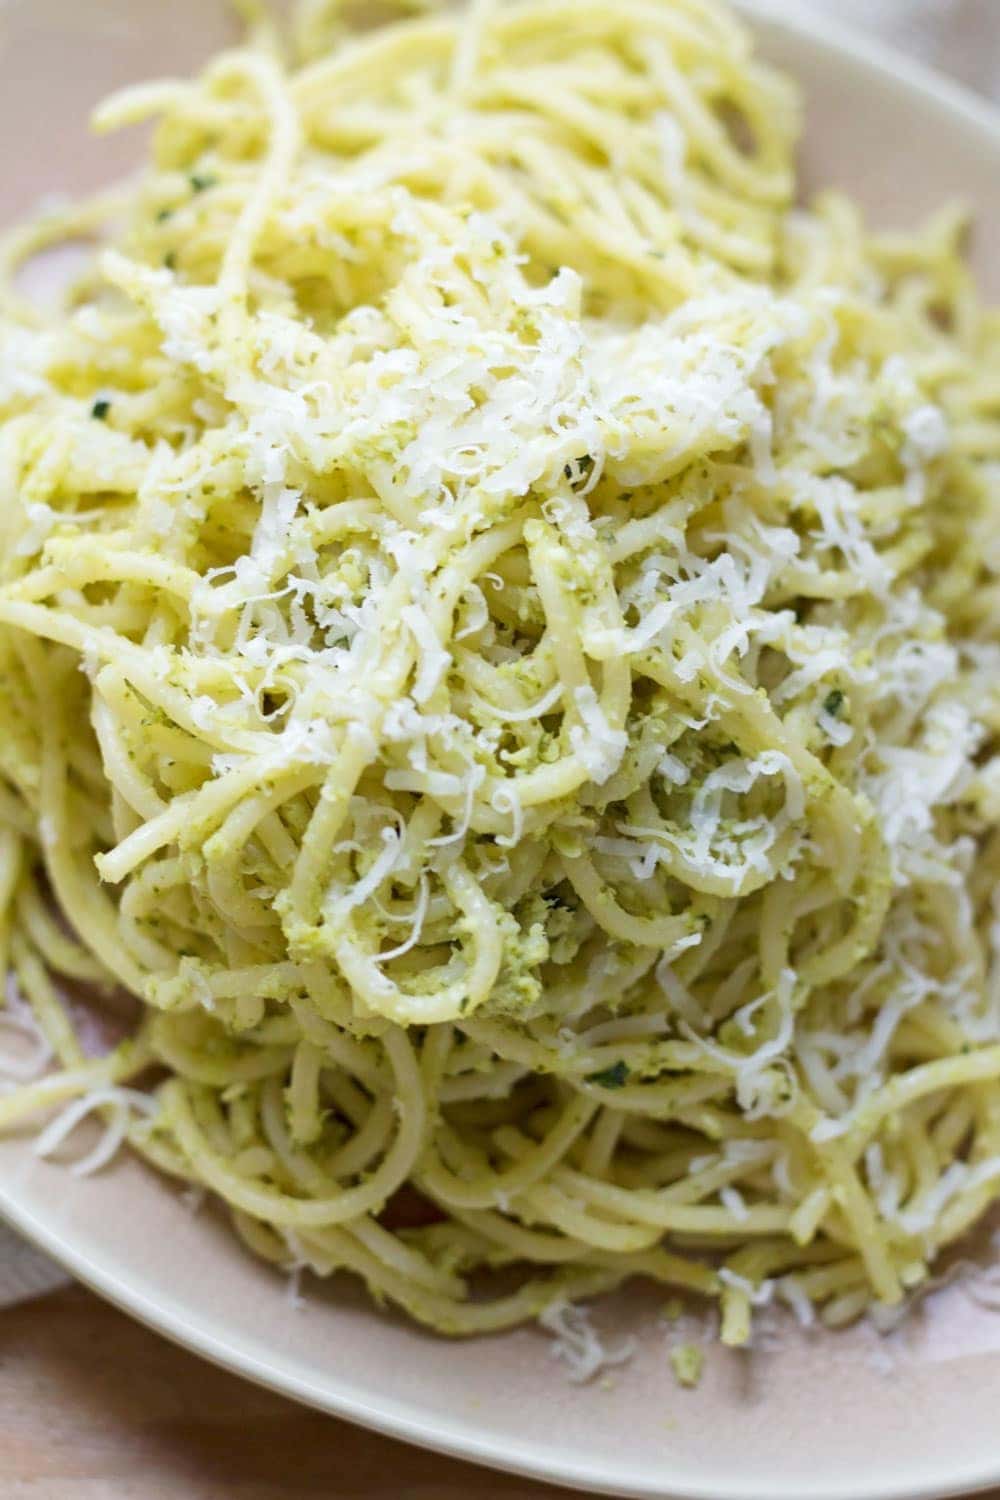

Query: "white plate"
left=3, top=5, right=1000, bottom=1498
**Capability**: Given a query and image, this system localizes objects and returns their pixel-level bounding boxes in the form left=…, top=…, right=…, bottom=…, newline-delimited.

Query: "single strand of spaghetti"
left=11, top=933, right=85, bottom=1068
left=0, top=1042, right=150, bottom=1130
left=9, top=547, right=202, bottom=608
left=0, top=186, right=129, bottom=324
left=211, top=50, right=303, bottom=341
left=90, top=692, right=167, bottom=824
left=580, top=1107, right=627, bottom=1180
left=15, top=880, right=109, bottom=985
left=0, top=786, right=36, bottom=841
left=0, top=828, right=23, bottom=987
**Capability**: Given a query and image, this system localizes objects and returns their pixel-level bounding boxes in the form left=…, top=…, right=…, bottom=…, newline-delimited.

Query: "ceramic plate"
left=2, top=4, right=1000, bottom=1497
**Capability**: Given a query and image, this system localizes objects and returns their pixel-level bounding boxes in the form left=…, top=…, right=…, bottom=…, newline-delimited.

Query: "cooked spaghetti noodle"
left=1, top=0, right=1000, bottom=1345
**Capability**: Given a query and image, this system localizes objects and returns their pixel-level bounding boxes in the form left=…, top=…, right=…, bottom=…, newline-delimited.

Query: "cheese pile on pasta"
left=2, top=0, right=1000, bottom=1345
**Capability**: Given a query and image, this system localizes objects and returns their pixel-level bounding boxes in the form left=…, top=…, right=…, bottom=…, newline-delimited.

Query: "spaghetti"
left=1, top=0, right=1000, bottom=1346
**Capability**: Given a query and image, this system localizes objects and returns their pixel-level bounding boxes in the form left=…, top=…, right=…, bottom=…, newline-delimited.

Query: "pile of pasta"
left=1, top=0, right=1000, bottom=1344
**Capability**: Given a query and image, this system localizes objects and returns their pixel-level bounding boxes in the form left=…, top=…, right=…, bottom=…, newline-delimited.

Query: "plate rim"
left=4, top=6, right=1000, bottom=1500
left=7, top=1175, right=1000, bottom=1500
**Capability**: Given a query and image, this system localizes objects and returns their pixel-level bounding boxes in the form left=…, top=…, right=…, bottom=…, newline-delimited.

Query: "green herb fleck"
left=164, top=252, right=177, bottom=270
left=156, top=207, right=173, bottom=223
left=587, top=1060, right=629, bottom=1089
left=90, top=399, right=111, bottom=421
left=823, top=689, right=844, bottom=717
left=563, top=453, right=596, bottom=489
left=190, top=173, right=217, bottom=193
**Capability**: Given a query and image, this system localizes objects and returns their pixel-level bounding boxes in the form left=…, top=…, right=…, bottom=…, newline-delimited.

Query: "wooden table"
left=4, top=1286, right=1000, bottom=1499
left=1, top=1286, right=578, bottom=1499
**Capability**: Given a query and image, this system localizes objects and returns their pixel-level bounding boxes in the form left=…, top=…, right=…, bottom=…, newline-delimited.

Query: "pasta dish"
left=1, top=0, right=1000, bottom=1348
